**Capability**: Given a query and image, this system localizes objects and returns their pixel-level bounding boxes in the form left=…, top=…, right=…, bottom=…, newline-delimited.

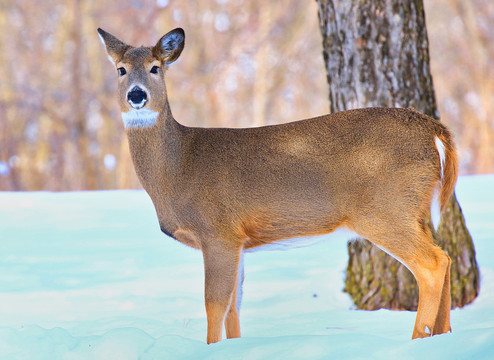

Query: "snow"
left=0, top=175, right=493, bottom=359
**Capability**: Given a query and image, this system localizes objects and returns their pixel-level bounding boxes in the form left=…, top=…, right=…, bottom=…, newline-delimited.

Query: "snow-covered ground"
left=0, top=175, right=493, bottom=359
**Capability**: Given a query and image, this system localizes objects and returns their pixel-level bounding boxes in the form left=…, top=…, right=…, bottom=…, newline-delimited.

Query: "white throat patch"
left=121, top=109, right=159, bottom=128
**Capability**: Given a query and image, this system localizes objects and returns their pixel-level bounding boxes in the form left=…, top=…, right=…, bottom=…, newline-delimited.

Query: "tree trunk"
left=316, top=0, right=479, bottom=310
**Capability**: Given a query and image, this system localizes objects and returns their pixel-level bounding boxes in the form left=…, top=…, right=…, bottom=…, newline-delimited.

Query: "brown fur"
left=98, top=28, right=458, bottom=344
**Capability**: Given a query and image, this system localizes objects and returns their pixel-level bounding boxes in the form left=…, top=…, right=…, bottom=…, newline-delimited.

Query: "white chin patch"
left=121, top=109, right=159, bottom=128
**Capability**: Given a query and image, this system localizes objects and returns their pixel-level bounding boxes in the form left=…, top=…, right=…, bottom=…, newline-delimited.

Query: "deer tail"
left=433, top=122, right=458, bottom=212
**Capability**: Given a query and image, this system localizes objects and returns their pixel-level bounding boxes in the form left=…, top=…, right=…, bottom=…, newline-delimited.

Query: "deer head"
left=97, top=28, right=185, bottom=128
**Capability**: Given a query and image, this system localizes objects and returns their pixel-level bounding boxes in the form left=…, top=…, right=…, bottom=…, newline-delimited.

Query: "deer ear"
left=154, top=28, right=185, bottom=66
left=97, top=28, right=129, bottom=64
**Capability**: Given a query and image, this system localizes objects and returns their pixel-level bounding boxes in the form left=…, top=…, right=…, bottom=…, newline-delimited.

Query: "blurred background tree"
left=0, top=0, right=492, bottom=191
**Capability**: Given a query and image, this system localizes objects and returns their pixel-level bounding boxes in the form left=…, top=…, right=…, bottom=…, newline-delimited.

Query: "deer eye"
left=117, top=67, right=126, bottom=76
left=150, top=65, right=159, bottom=74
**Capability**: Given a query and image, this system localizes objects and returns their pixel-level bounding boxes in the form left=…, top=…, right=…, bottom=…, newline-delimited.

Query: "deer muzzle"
left=127, top=86, right=148, bottom=109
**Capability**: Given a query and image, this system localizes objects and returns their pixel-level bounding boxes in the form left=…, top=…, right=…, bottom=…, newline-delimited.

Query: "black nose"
left=127, top=86, right=147, bottom=106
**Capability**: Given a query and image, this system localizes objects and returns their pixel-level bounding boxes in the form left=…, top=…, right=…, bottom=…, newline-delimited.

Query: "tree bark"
left=316, top=0, right=479, bottom=310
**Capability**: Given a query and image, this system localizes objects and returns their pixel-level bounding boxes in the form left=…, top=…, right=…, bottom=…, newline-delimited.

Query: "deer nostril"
left=127, top=86, right=147, bottom=107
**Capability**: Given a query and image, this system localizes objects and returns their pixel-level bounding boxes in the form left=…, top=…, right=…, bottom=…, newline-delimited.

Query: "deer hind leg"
left=409, top=243, right=451, bottom=338
left=412, top=220, right=452, bottom=337
left=202, top=240, right=243, bottom=344
left=433, top=252, right=451, bottom=335
left=355, top=219, right=451, bottom=339
left=225, top=251, right=244, bottom=339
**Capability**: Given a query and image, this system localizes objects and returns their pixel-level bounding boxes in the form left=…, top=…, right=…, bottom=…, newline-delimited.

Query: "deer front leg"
left=202, top=241, right=242, bottom=344
left=225, top=251, right=244, bottom=339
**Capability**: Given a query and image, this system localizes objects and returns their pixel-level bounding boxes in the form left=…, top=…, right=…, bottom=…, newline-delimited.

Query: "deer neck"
left=124, top=102, right=183, bottom=193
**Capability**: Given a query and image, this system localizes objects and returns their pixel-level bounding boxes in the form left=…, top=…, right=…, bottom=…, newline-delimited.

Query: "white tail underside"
left=431, top=136, right=447, bottom=229
left=435, top=136, right=446, bottom=180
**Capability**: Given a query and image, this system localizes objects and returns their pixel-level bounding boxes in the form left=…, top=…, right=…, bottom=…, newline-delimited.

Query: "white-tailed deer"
left=98, top=27, right=457, bottom=344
